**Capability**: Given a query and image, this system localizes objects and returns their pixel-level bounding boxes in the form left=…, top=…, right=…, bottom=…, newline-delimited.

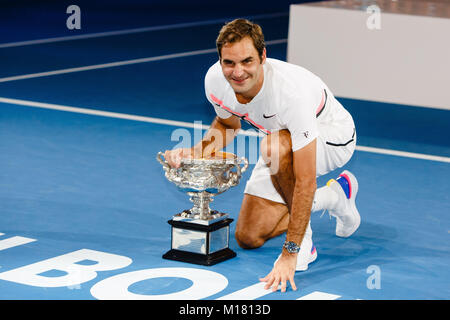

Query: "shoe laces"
left=319, top=209, right=332, bottom=220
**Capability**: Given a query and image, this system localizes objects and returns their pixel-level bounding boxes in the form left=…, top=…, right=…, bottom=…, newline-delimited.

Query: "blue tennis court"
left=0, top=1, right=449, bottom=301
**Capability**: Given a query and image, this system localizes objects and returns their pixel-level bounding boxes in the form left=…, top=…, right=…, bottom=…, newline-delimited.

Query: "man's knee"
left=235, top=228, right=265, bottom=249
left=236, top=194, right=289, bottom=249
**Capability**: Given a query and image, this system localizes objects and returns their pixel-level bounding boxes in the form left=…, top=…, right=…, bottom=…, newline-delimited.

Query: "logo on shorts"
left=303, top=131, right=309, bottom=138
left=263, top=113, right=276, bottom=119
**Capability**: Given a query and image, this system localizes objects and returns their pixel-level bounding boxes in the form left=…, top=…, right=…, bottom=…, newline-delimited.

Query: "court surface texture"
left=0, top=1, right=449, bottom=300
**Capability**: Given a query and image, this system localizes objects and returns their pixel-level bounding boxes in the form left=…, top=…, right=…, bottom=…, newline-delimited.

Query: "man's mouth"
left=231, top=77, right=248, bottom=84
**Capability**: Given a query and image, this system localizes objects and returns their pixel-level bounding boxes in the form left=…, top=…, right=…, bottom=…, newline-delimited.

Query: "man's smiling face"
left=220, top=36, right=266, bottom=102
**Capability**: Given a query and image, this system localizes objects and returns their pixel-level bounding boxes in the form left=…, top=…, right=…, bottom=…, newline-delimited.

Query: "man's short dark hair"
left=216, top=19, right=265, bottom=61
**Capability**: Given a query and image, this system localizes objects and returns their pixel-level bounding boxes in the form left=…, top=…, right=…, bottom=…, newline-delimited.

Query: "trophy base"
left=163, top=217, right=236, bottom=266
left=163, top=248, right=236, bottom=266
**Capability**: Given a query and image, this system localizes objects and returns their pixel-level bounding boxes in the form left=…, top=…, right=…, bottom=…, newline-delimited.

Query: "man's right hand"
left=163, top=148, right=195, bottom=169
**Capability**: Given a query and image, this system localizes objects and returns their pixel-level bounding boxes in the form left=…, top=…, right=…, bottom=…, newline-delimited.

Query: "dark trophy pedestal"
left=163, top=214, right=236, bottom=266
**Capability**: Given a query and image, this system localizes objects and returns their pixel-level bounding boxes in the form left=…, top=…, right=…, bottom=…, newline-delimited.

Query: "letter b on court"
left=0, top=249, right=132, bottom=288
left=66, top=5, right=81, bottom=30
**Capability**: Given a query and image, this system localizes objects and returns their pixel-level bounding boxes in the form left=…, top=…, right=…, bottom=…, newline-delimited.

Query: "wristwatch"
left=283, top=241, right=301, bottom=253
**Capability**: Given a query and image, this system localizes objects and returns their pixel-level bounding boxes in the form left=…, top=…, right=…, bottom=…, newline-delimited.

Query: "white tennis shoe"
left=294, top=237, right=317, bottom=271
left=327, top=170, right=361, bottom=238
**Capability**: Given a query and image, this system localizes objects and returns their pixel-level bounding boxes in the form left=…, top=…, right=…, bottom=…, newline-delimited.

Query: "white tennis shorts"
left=243, top=119, right=356, bottom=204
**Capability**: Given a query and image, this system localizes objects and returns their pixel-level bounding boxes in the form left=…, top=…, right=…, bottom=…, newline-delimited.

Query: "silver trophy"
left=156, top=151, right=248, bottom=266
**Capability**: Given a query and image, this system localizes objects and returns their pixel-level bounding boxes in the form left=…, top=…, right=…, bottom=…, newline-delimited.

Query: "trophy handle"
left=239, top=157, right=249, bottom=174
left=224, top=157, right=249, bottom=189
left=156, top=151, right=170, bottom=171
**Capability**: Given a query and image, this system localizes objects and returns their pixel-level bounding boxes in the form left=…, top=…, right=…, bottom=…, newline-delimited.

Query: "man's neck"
left=235, top=93, right=253, bottom=104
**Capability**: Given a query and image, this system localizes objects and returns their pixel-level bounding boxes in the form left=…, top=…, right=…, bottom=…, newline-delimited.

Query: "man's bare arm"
left=260, top=138, right=317, bottom=292
left=164, top=115, right=241, bottom=168
left=283, top=139, right=317, bottom=255
left=193, top=115, right=241, bottom=158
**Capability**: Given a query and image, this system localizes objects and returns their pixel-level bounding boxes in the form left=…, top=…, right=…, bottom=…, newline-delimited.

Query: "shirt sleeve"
left=204, top=64, right=232, bottom=119
left=278, top=93, right=320, bottom=152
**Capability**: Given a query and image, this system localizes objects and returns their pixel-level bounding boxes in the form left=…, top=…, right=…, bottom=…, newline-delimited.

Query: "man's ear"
left=260, top=48, right=267, bottom=64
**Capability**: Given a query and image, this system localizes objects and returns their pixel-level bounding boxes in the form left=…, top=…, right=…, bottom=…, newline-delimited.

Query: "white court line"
left=0, top=48, right=216, bottom=83
left=0, top=12, right=288, bottom=49
left=0, top=39, right=288, bottom=83
left=0, top=236, right=37, bottom=251
left=297, top=291, right=341, bottom=300
left=1, top=96, right=449, bottom=163
left=355, top=145, right=450, bottom=163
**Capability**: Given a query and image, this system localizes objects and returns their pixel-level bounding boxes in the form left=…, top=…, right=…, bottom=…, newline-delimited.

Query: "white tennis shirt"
left=204, top=58, right=353, bottom=152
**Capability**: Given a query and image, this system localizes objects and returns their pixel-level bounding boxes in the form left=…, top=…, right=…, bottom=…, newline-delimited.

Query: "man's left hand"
left=259, top=253, right=298, bottom=292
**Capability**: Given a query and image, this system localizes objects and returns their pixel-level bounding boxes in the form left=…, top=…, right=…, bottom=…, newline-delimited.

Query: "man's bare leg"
left=235, top=194, right=289, bottom=249
left=235, top=130, right=296, bottom=249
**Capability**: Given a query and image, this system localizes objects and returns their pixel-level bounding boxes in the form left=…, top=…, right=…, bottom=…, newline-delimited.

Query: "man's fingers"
left=260, top=266, right=297, bottom=293
left=164, top=148, right=198, bottom=169
left=260, top=276, right=297, bottom=292
left=164, top=149, right=182, bottom=168
left=163, top=150, right=173, bottom=167
left=288, top=273, right=297, bottom=291
left=271, top=276, right=280, bottom=292
left=259, top=275, right=270, bottom=283
left=280, top=278, right=287, bottom=293
left=183, top=148, right=194, bottom=159
left=263, top=277, right=274, bottom=290
left=261, top=273, right=275, bottom=290
left=259, top=269, right=273, bottom=282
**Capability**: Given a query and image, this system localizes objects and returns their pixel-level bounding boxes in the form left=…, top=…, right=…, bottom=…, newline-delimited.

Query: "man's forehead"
left=222, top=37, right=257, bottom=53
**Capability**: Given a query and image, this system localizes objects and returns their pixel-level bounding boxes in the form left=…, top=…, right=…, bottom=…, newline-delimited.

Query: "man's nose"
left=232, top=64, right=244, bottom=78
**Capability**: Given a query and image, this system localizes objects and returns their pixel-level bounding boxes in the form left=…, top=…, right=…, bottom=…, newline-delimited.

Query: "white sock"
left=311, top=185, right=339, bottom=213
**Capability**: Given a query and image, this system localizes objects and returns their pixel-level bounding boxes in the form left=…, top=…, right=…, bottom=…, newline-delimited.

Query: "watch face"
left=284, top=241, right=300, bottom=253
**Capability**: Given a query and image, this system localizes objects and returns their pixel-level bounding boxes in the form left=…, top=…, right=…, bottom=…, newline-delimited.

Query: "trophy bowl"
left=156, top=151, right=248, bottom=222
left=157, top=151, right=248, bottom=193
left=156, top=150, right=249, bottom=266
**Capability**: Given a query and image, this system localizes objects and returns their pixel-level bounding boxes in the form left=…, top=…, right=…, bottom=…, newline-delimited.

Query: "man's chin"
left=231, top=83, right=249, bottom=94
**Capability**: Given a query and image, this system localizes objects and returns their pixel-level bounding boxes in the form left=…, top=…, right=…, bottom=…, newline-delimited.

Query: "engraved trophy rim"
left=179, top=151, right=239, bottom=165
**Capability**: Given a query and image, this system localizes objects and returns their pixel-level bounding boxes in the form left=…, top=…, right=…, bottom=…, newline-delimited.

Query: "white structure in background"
left=287, top=0, right=450, bottom=110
